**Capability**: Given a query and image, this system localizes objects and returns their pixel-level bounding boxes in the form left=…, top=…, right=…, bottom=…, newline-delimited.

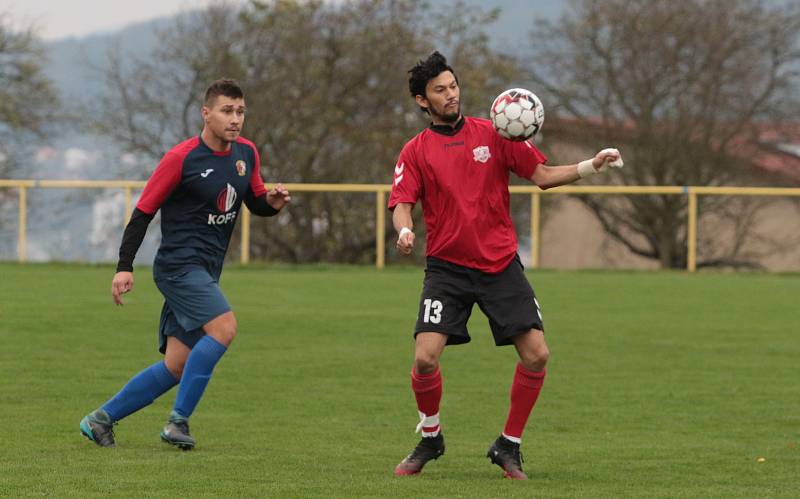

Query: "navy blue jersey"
left=137, top=136, right=268, bottom=278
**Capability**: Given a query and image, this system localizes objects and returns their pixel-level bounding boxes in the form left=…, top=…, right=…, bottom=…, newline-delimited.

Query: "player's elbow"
left=530, top=167, right=556, bottom=190
left=534, top=177, right=556, bottom=190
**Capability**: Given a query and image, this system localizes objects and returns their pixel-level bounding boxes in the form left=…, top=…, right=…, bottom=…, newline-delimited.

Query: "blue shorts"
left=154, top=268, right=231, bottom=354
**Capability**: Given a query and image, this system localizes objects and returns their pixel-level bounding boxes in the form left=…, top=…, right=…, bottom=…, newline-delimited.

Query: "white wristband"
left=577, top=159, right=596, bottom=178
left=398, top=227, right=412, bottom=239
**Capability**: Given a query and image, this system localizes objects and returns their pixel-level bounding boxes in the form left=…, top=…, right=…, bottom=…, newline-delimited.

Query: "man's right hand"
left=112, top=271, right=134, bottom=306
left=397, top=227, right=415, bottom=256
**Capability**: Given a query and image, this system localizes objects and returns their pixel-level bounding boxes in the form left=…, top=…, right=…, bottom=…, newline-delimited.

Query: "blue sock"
left=102, top=361, right=179, bottom=422
left=173, top=336, right=227, bottom=419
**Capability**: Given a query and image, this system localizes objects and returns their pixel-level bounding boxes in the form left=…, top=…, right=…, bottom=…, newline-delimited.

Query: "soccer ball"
left=490, top=88, right=544, bottom=141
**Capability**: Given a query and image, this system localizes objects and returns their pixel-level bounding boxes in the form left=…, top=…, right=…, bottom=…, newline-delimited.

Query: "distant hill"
left=43, top=0, right=562, bottom=101
left=44, top=16, right=173, bottom=102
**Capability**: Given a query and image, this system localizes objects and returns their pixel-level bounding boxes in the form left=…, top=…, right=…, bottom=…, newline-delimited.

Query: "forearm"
left=532, top=148, right=623, bottom=189
left=392, top=203, right=414, bottom=233
left=531, top=164, right=582, bottom=190
left=117, top=208, right=154, bottom=272
left=246, top=194, right=280, bottom=217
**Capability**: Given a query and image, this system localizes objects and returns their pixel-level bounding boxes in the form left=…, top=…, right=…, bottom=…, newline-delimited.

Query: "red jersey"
left=388, top=116, right=547, bottom=273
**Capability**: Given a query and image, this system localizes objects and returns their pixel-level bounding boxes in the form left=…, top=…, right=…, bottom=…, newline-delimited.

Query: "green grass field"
left=0, top=263, right=798, bottom=498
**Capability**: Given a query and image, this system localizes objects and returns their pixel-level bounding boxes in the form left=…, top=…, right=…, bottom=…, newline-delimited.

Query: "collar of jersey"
left=428, top=116, right=465, bottom=136
left=198, top=136, right=234, bottom=156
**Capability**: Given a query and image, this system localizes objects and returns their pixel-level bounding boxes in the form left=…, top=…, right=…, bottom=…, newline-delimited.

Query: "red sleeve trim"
left=508, top=140, right=548, bottom=180
left=136, top=139, right=196, bottom=214
left=388, top=138, right=422, bottom=209
left=239, top=138, right=267, bottom=197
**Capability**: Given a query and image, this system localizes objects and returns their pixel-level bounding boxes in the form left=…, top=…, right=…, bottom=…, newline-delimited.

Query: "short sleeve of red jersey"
left=500, top=139, right=548, bottom=180
left=248, top=144, right=267, bottom=197
left=388, top=142, right=422, bottom=210
left=136, top=151, right=184, bottom=215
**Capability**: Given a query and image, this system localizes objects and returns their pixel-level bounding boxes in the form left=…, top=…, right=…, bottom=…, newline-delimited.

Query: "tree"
left=527, top=0, right=800, bottom=268
left=0, top=13, right=59, bottom=177
left=93, top=5, right=244, bottom=168
left=93, top=0, right=526, bottom=263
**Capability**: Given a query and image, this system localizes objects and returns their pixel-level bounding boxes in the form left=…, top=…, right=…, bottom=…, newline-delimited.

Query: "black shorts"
left=413, top=255, right=544, bottom=346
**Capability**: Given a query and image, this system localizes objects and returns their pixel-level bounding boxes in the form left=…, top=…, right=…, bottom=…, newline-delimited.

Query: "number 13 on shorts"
left=422, top=298, right=443, bottom=324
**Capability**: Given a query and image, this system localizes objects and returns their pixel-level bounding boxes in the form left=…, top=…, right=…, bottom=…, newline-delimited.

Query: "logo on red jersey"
left=236, top=160, right=247, bottom=176
left=394, top=162, right=405, bottom=185
left=472, top=146, right=491, bottom=164
left=216, top=183, right=237, bottom=212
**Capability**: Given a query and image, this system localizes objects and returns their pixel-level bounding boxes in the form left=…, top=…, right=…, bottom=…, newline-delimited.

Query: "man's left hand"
left=267, top=183, right=291, bottom=210
left=592, top=148, right=624, bottom=172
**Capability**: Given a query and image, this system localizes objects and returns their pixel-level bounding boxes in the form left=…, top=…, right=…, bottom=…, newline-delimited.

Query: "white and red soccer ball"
left=490, top=88, right=544, bottom=141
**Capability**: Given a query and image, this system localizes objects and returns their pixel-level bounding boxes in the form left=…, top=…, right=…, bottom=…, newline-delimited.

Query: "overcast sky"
left=0, top=0, right=244, bottom=40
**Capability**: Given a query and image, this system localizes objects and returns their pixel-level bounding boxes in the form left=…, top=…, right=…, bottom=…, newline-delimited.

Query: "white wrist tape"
left=398, top=227, right=412, bottom=239
left=577, top=159, right=596, bottom=178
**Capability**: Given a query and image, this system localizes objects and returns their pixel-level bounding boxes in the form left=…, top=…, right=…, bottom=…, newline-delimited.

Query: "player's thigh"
left=414, top=259, right=476, bottom=345
left=477, top=255, right=544, bottom=346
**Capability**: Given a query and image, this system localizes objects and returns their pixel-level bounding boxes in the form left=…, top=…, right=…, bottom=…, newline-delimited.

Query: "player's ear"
left=201, top=106, right=210, bottom=122
left=415, top=94, right=429, bottom=112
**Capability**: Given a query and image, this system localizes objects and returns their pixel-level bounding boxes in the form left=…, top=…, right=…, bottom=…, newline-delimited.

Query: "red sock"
left=411, top=368, right=442, bottom=436
left=503, top=363, right=546, bottom=441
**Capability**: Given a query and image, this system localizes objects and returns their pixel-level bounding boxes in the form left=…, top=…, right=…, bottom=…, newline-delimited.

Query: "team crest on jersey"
left=235, top=160, right=247, bottom=176
left=216, top=183, right=237, bottom=212
left=473, top=146, right=491, bottom=163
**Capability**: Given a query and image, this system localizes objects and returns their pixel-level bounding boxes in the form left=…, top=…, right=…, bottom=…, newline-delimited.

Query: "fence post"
left=18, top=186, right=27, bottom=262
left=687, top=188, right=697, bottom=272
left=123, top=187, right=133, bottom=227
left=240, top=209, right=250, bottom=264
left=530, top=191, right=541, bottom=268
left=376, top=190, right=385, bottom=269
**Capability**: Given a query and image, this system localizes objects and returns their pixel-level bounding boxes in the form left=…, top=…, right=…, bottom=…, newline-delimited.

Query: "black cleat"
left=80, top=409, right=116, bottom=448
left=160, top=413, right=195, bottom=450
left=394, top=433, right=445, bottom=476
left=487, top=435, right=528, bottom=479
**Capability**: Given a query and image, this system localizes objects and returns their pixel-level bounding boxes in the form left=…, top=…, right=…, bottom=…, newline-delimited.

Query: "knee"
left=519, top=344, right=550, bottom=372
left=207, top=314, right=237, bottom=347
left=413, top=352, right=440, bottom=375
left=216, top=320, right=237, bottom=346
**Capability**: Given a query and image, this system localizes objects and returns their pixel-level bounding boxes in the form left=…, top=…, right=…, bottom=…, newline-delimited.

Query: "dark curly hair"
left=408, top=51, right=458, bottom=113
left=204, top=78, right=244, bottom=106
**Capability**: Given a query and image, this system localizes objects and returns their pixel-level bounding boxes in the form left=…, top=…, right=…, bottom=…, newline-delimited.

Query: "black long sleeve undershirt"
left=116, top=208, right=154, bottom=272
left=117, top=197, right=277, bottom=272
left=245, top=193, right=280, bottom=217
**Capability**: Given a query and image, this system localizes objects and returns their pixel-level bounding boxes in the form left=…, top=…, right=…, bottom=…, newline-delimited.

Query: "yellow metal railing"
left=2, top=179, right=800, bottom=270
